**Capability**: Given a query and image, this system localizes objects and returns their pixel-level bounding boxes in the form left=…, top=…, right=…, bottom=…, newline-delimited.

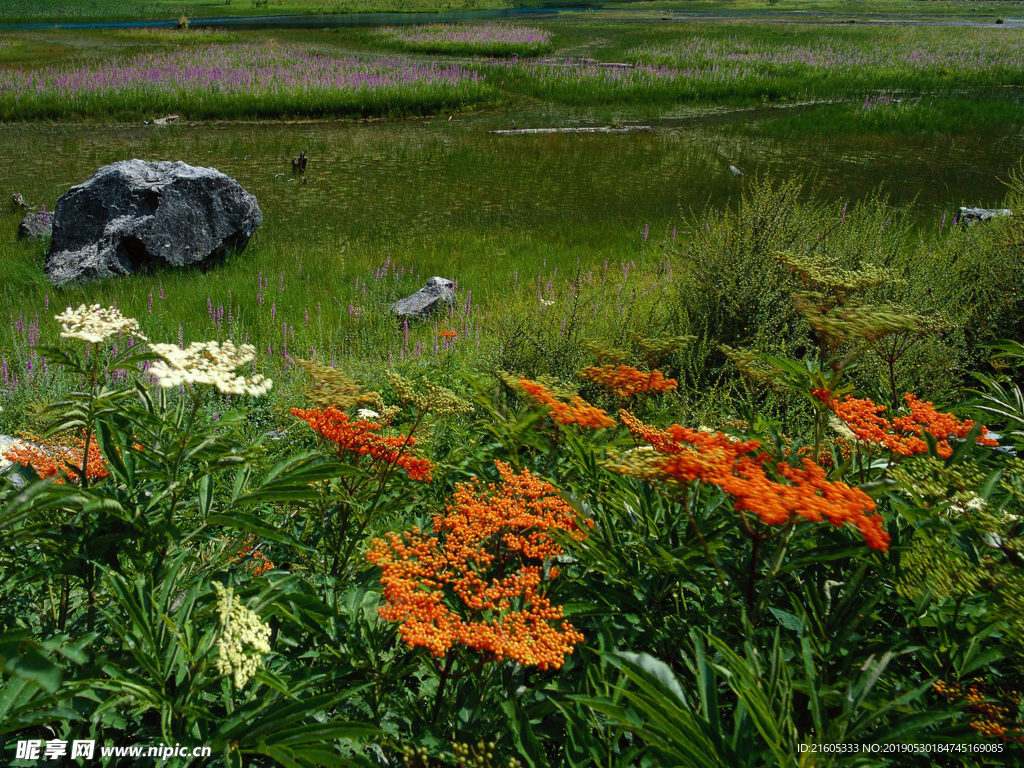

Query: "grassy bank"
left=370, top=23, right=553, bottom=57
left=2, top=174, right=1022, bottom=433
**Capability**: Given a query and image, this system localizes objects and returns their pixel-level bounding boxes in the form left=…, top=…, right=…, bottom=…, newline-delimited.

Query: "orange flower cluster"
left=786, top=444, right=835, bottom=471
left=367, top=461, right=590, bottom=670
left=438, top=330, right=458, bottom=340
left=230, top=536, right=275, bottom=576
left=934, top=680, right=1024, bottom=743
left=810, top=388, right=831, bottom=403
left=617, top=411, right=889, bottom=550
left=290, top=406, right=432, bottom=482
left=517, top=379, right=616, bottom=430
left=3, top=437, right=109, bottom=485
left=829, top=393, right=999, bottom=458
left=578, top=364, right=678, bottom=399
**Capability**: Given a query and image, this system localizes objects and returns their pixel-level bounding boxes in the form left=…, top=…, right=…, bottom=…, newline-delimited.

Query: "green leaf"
left=3, top=647, right=63, bottom=693
left=199, top=475, right=214, bottom=517
left=94, top=421, right=130, bottom=484
left=768, top=608, right=803, bottom=634
left=207, top=513, right=312, bottom=551
left=613, top=652, right=688, bottom=708
left=500, top=699, right=549, bottom=768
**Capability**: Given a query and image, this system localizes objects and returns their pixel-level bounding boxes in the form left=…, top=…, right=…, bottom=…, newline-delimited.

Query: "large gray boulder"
left=45, top=160, right=262, bottom=287
left=391, top=277, right=455, bottom=319
left=18, top=212, right=53, bottom=241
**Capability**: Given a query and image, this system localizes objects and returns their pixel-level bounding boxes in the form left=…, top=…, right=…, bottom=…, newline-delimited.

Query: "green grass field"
left=3, top=0, right=1023, bottom=23
left=0, top=0, right=514, bottom=23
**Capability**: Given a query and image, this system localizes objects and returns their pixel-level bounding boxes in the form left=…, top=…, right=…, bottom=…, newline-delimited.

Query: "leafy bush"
left=4, top=250, right=1024, bottom=765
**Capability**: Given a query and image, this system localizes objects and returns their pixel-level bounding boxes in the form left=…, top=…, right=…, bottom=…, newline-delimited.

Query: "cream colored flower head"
left=356, top=408, right=380, bottom=420
left=56, top=304, right=144, bottom=344
left=828, top=415, right=859, bottom=443
left=149, top=340, right=273, bottom=396
left=212, top=582, right=272, bottom=689
left=0, top=435, right=24, bottom=472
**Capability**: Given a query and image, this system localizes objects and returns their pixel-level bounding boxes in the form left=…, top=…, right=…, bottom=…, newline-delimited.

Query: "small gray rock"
left=959, top=207, right=1012, bottom=225
left=18, top=212, right=53, bottom=241
left=45, top=159, right=262, bottom=287
left=391, top=277, right=455, bottom=319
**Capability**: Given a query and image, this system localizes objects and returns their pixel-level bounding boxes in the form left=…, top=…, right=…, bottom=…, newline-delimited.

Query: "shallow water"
left=1, top=105, right=1019, bottom=255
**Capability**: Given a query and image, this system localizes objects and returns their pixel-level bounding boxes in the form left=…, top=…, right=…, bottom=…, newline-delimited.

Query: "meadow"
left=492, top=24, right=1024, bottom=105
left=4, top=9, right=1024, bottom=768
left=0, top=44, right=492, bottom=121
left=2, top=0, right=1024, bottom=23
left=3, top=21, right=1024, bottom=122
left=0, top=0, right=514, bottom=23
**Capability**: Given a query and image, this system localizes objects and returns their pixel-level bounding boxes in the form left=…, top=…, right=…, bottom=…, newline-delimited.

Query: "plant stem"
left=431, top=652, right=456, bottom=726
left=684, top=488, right=727, bottom=590
left=746, top=536, right=761, bottom=620
left=79, top=348, right=100, bottom=488
left=87, top=562, right=96, bottom=634
left=57, top=574, right=69, bottom=631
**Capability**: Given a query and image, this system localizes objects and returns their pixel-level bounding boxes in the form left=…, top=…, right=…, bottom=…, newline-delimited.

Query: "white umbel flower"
left=149, top=340, right=273, bottom=396
left=829, top=415, right=859, bottom=443
left=356, top=408, right=380, bottom=420
left=56, top=304, right=144, bottom=344
left=0, top=435, right=24, bottom=472
left=623, top=445, right=654, bottom=456
left=212, top=582, right=272, bottom=689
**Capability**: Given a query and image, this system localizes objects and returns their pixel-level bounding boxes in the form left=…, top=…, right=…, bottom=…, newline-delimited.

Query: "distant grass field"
left=0, top=0, right=513, bottom=23
left=490, top=22, right=1024, bottom=108
left=3, top=0, right=1023, bottom=23
left=4, top=20, right=1024, bottom=121
left=371, top=23, right=553, bottom=57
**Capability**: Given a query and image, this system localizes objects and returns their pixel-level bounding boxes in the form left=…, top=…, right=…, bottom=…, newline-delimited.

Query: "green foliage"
left=2, top=118, right=1024, bottom=764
